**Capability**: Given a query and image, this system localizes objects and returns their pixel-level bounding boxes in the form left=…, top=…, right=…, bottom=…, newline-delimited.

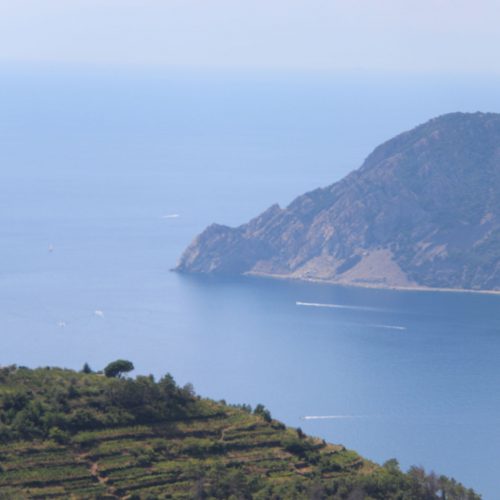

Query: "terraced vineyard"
left=0, top=365, right=479, bottom=499
left=0, top=403, right=367, bottom=498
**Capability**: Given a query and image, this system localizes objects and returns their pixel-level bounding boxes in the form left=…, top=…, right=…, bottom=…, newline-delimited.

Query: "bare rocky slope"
left=176, top=112, right=500, bottom=291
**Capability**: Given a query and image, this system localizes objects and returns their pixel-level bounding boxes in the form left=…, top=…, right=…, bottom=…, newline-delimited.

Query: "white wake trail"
left=296, top=301, right=384, bottom=312
left=368, top=324, right=407, bottom=331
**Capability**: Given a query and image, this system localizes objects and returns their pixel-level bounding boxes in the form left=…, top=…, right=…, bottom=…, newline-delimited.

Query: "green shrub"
left=253, top=404, right=271, bottom=422
left=49, top=427, right=70, bottom=444
left=282, top=436, right=315, bottom=457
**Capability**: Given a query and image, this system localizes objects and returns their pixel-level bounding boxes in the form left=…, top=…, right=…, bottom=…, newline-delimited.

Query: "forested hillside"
left=0, top=363, right=479, bottom=499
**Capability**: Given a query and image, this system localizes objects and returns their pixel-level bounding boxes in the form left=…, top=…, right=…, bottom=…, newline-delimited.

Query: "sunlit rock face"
left=177, top=112, right=500, bottom=291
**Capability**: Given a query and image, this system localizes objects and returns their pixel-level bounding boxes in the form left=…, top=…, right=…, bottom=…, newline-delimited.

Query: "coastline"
left=244, top=271, right=500, bottom=296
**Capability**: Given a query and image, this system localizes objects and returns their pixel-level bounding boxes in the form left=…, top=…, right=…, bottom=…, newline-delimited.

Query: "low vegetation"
left=0, top=362, right=480, bottom=499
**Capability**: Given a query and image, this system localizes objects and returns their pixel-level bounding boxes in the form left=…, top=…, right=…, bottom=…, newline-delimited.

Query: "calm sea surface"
left=1, top=67, right=500, bottom=497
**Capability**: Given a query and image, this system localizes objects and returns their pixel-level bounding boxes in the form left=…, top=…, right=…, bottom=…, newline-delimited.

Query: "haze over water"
left=1, top=67, right=500, bottom=497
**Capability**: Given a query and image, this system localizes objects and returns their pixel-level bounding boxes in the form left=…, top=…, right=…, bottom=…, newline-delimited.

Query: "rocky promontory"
left=176, top=112, right=500, bottom=292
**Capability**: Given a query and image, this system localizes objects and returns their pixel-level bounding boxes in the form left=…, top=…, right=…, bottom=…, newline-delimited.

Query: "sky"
left=0, top=0, right=500, bottom=73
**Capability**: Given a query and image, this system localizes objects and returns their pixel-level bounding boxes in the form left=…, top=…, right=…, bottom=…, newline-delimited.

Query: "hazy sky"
left=0, top=0, right=499, bottom=73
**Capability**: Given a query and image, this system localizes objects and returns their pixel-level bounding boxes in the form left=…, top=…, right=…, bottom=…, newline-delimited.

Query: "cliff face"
left=177, top=112, right=500, bottom=291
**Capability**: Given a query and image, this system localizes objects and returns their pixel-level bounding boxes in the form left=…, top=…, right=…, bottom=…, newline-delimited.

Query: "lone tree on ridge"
left=104, top=359, right=135, bottom=378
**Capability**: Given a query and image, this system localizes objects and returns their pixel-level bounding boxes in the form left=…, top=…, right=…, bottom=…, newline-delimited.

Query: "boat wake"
left=368, top=324, right=406, bottom=331
left=296, top=301, right=384, bottom=312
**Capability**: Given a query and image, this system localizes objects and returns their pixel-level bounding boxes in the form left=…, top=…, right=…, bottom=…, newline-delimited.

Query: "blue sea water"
left=1, top=66, right=500, bottom=497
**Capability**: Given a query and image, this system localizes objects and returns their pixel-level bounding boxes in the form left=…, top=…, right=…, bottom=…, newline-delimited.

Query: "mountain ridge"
left=176, top=112, right=500, bottom=292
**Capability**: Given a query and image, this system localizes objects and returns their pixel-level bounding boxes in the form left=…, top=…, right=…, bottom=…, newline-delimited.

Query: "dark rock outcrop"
left=176, top=112, right=500, bottom=291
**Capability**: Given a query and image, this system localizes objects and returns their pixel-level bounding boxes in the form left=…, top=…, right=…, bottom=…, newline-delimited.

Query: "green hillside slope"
left=0, top=364, right=479, bottom=499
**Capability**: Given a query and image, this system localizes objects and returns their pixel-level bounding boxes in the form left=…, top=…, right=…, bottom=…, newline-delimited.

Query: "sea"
left=1, top=65, right=499, bottom=497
